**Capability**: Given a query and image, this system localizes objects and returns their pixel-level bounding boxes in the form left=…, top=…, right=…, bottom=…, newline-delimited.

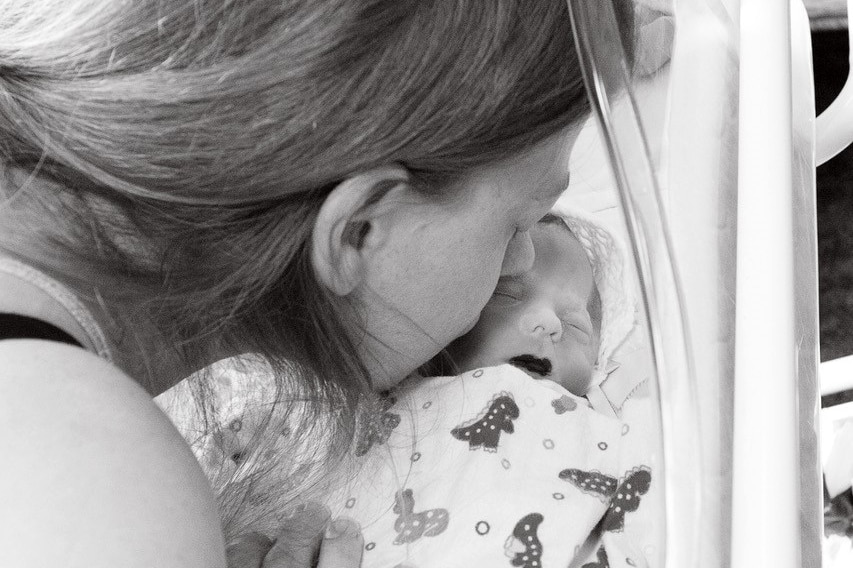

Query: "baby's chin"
left=553, top=371, right=593, bottom=397
left=552, top=353, right=597, bottom=396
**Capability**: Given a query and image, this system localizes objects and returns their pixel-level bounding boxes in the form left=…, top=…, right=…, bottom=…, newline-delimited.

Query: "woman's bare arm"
left=0, top=340, right=227, bottom=568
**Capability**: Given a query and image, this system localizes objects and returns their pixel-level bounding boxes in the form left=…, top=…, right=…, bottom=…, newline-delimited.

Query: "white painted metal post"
left=731, top=1, right=800, bottom=567
left=821, top=355, right=853, bottom=396
left=815, top=0, right=853, bottom=165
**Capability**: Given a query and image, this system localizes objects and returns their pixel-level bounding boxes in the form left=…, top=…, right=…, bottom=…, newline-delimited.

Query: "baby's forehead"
left=535, top=215, right=582, bottom=245
left=533, top=220, right=585, bottom=257
left=530, top=224, right=592, bottom=282
left=535, top=217, right=597, bottom=271
left=532, top=222, right=602, bottom=323
left=531, top=220, right=599, bottom=303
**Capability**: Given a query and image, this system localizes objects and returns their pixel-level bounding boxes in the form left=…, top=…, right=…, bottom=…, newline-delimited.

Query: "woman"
left=0, top=1, right=629, bottom=565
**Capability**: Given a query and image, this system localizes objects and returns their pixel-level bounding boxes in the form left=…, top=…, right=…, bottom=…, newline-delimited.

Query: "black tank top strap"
left=0, top=313, right=84, bottom=348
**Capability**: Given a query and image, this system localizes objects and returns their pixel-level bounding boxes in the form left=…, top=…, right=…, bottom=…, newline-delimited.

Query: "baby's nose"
left=522, top=309, right=562, bottom=342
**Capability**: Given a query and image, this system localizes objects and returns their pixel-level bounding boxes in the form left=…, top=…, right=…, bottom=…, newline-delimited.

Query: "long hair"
left=0, top=0, right=631, bottom=539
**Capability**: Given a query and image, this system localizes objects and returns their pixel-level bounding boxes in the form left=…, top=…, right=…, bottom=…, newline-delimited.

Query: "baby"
left=321, top=207, right=656, bottom=568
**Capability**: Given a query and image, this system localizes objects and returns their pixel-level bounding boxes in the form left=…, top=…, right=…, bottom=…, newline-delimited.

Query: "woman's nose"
left=500, top=230, right=535, bottom=277
left=521, top=308, right=562, bottom=341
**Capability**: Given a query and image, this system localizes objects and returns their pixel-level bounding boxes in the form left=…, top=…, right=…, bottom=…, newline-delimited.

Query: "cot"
left=564, top=0, right=853, bottom=566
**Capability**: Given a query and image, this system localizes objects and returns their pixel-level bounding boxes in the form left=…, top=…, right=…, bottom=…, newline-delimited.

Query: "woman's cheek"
left=500, top=230, right=535, bottom=277
left=448, top=245, right=506, bottom=338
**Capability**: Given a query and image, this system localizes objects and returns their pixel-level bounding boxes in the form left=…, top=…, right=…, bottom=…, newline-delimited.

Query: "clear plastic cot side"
left=565, top=0, right=823, bottom=567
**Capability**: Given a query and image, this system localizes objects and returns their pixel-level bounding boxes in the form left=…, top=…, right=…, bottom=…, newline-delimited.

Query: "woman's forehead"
left=479, top=127, right=577, bottom=202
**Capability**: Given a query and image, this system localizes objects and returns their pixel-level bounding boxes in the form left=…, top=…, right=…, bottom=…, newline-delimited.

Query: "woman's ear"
left=311, top=165, right=410, bottom=296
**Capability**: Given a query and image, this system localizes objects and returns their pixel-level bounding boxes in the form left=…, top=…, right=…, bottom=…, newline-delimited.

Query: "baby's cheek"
left=586, top=336, right=599, bottom=360
left=562, top=362, right=594, bottom=396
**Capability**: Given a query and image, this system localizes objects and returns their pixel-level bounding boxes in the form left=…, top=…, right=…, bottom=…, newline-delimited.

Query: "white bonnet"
left=549, top=201, right=638, bottom=389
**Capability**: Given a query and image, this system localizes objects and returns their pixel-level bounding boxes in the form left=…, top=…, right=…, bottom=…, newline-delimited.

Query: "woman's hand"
left=226, top=503, right=363, bottom=567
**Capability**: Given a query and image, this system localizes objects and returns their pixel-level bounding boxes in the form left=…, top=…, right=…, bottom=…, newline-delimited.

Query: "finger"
left=316, top=517, right=363, bottom=568
left=226, top=532, right=274, bottom=568
left=262, top=502, right=331, bottom=567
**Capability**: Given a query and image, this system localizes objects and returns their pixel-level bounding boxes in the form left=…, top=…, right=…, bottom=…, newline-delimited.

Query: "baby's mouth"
left=508, top=355, right=552, bottom=377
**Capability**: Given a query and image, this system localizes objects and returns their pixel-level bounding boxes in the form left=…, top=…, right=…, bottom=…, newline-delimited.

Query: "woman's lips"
left=508, top=354, right=552, bottom=377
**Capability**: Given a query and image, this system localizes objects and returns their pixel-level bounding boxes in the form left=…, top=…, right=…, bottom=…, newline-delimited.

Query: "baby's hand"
left=226, top=503, right=363, bottom=568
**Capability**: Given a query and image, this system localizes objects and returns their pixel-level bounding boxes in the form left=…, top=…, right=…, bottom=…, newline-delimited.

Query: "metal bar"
left=731, top=1, right=800, bottom=566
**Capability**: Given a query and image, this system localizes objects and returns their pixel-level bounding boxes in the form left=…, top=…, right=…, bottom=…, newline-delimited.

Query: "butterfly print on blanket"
left=581, top=546, right=610, bottom=568
left=355, top=396, right=401, bottom=456
left=451, top=392, right=519, bottom=451
left=392, top=489, right=449, bottom=545
left=558, top=469, right=620, bottom=502
left=559, top=466, right=652, bottom=532
left=504, top=513, right=544, bottom=568
left=601, top=467, right=652, bottom=532
left=551, top=395, right=578, bottom=414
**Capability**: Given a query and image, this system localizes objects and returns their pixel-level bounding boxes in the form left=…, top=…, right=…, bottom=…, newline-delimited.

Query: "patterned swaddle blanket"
left=326, top=364, right=655, bottom=568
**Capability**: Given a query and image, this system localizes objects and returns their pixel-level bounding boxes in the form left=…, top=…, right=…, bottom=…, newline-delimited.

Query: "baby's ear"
left=588, top=286, right=603, bottom=333
left=310, top=166, right=409, bottom=296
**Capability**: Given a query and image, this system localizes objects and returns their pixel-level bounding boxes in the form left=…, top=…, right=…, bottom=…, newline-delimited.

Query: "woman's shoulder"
left=0, top=340, right=227, bottom=568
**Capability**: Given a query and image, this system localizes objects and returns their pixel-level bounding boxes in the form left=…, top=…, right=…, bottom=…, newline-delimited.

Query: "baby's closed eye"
left=558, top=310, right=593, bottom=337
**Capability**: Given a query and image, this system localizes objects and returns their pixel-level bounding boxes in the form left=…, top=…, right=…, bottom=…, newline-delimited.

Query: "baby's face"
left=449, top=223, right=601, bottom=395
